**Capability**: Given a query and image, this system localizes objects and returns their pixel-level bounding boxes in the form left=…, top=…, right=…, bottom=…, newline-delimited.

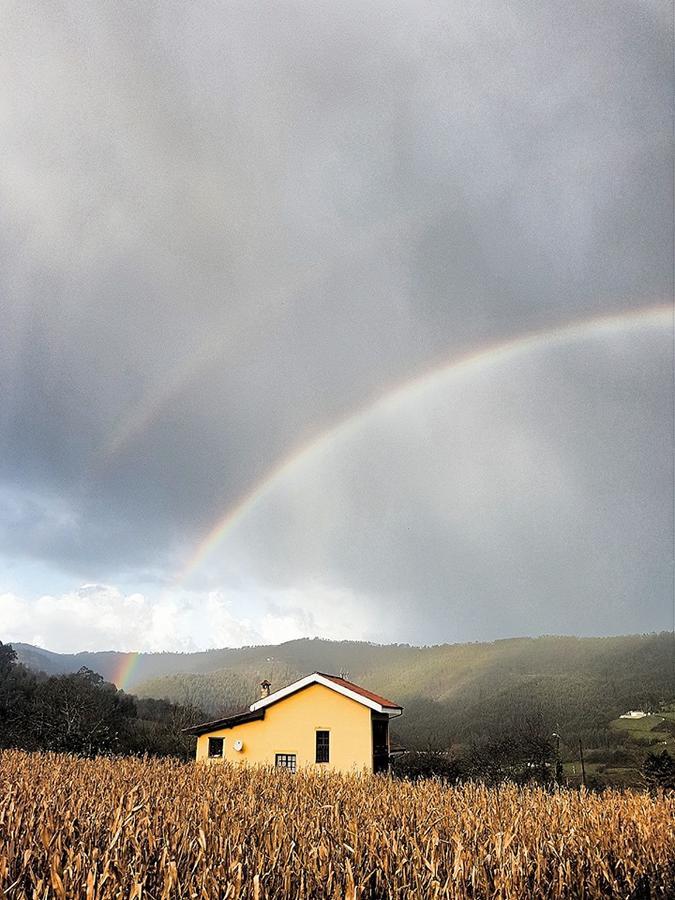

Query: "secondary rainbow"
left=177, top=303, right=671, bottom=585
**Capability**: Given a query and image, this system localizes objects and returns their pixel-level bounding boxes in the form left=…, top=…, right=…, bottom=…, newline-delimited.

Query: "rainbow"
left=96, top=226, right=398, bottom=470
left=112, top=651, right=142, bottom=691
left=97, top=335, right=226, bottom=468
left=177, top=303, right=671, bottom=585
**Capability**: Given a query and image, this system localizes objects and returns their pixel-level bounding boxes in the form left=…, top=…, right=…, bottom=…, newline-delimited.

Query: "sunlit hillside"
left=14, top=633, right=674, bottom=776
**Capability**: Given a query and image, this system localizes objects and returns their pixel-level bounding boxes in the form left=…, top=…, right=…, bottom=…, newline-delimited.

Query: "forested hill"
left=12, top=633, right=674, bottom=750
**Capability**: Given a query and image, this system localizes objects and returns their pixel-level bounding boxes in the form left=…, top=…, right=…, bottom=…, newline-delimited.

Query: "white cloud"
left=0, top=580, right=376, bottom=653
left=1, top=585, right=152, bottom=653
left=256, top=583, right=377, bottom=645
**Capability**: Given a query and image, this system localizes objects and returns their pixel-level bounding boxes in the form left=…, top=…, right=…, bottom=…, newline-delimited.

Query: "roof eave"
left=182, top=708, right=265, bottom=736
left=249, top=672, right=402, bottom=715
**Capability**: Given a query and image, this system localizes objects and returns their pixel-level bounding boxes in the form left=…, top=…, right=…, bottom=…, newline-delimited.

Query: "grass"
left=609, top=713, right=675, bottom=754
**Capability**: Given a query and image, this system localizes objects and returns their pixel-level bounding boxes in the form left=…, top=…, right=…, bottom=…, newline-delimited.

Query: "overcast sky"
left=0, top=1, right=672, bottom=653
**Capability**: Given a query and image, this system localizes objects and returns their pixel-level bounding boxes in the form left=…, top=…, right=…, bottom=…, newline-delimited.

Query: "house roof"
left=183, top=672, right=403, bottom=736
left=182, top=708, right=265, bottom=736
left=249, top=672, right=402, bottom=716
left=317, top=673, right=401, bottom=710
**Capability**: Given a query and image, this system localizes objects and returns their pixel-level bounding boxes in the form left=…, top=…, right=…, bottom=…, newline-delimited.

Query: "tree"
left=643, top=750, right=675, bottom=791
left=464, top=713, right=556, bottom=785
left=0, top=641, right=35, bottom=748
left=391, top=750, right=462, bottom=782
left=29, top=668, right=134, bottom=754
left=0, top=641, right=17, bottom=674
left=0, top=642, right=199, bottom=758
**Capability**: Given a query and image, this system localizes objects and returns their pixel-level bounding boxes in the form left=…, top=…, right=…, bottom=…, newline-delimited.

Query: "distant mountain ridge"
left=10, top=633, right=674, bottom=751
left=10, top=637, right=425, bottom=689
left=10, top=641, right=257, bottom=686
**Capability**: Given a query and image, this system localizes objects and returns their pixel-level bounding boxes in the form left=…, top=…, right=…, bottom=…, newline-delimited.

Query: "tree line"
left=0, top=642, right=200, bottom=758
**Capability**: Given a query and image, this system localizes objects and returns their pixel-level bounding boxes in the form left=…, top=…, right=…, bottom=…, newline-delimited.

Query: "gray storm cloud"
left=215, top=316, right=672, bottom=641
left=0, top=1, right=671, bottom=646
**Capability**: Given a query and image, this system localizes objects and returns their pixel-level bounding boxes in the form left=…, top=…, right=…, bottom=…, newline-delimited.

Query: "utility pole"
left=552, top=732, right=562, bottom=785
left=578, top=739, right=586, bottom=788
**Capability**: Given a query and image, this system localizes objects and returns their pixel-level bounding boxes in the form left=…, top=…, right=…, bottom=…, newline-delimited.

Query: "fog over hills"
left=12, top=633, right=674, bottom=751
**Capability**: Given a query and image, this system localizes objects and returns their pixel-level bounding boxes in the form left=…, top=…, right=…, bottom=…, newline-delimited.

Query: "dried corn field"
left=0, top=751, right=673, bottom=899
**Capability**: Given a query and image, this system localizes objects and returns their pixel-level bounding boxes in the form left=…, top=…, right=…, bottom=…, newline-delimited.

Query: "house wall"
left=195, top=682, right=374, bottom=773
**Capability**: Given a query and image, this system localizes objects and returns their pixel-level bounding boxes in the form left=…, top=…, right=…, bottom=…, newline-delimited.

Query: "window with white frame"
left=275, top=753, right=296, bottom=773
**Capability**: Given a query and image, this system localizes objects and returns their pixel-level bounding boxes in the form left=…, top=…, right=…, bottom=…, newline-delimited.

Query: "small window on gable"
left=316, top=730, right=330, bottom=763
left=208, top=737, right=224, bottom=758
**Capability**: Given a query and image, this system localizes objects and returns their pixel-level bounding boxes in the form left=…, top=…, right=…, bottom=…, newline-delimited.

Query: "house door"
left=372, top=716, right=389, bottom=773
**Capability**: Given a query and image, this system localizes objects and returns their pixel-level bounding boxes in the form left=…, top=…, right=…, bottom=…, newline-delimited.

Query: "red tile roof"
left=319, top=673, right=401, bottom=709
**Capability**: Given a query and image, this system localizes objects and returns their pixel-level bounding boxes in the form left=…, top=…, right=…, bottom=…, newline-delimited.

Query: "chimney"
left=260, top=679, right=271, bottom=699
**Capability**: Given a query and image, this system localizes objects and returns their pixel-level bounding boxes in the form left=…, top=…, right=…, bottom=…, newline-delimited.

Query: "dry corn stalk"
left=0, top=750, right=673, bottom=899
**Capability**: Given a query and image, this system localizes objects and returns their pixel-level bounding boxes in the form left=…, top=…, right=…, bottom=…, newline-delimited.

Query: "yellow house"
left=184, top=672, right=403, bottom=774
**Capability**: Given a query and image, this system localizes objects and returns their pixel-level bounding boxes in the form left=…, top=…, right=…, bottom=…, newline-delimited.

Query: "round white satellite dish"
left=233, top=739, right=243, bottom=752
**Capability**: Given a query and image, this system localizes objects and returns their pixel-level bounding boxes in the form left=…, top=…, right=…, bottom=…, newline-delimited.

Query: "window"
left=208, top=737, right=224, bottom=758
left=315, top=730, right=330, bottom=763
left=275, top=753, right=296, bottom=773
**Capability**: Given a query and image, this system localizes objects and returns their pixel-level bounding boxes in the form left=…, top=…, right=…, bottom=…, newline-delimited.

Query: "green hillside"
left=609, top=709, right=675, bottom=754
left=13, top=633, right=674, bottom=772
left=130, top=633, right=674, bottom=756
